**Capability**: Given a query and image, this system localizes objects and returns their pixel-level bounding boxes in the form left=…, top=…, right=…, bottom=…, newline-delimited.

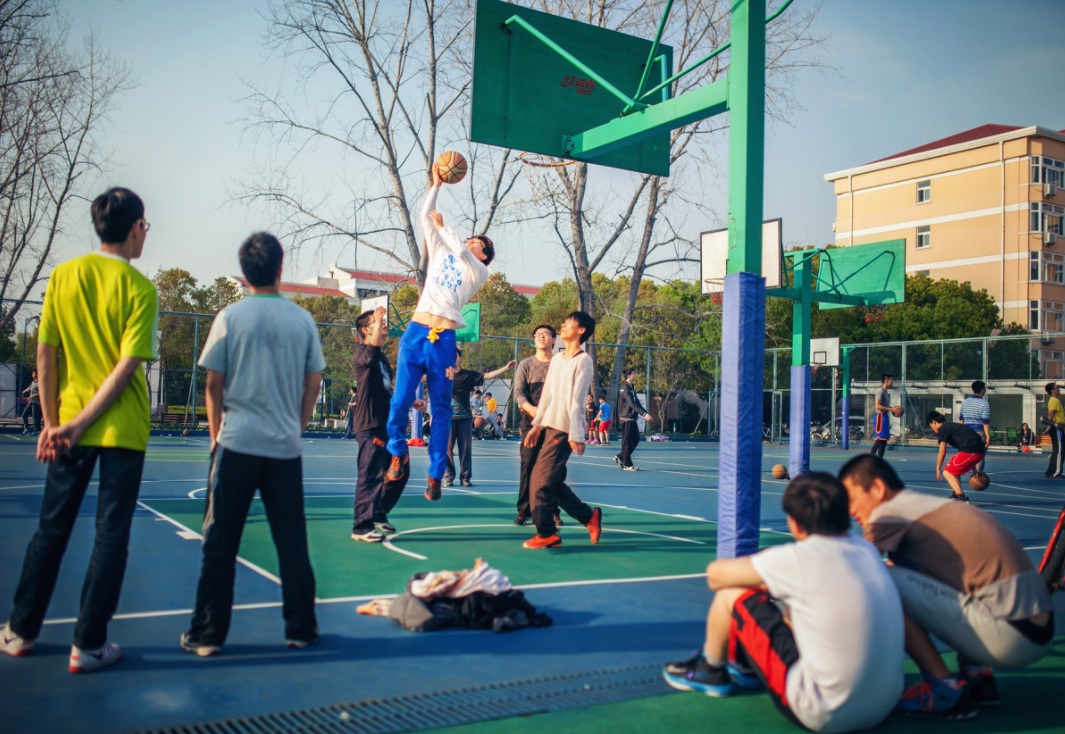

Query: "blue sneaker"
left=728, top=663, right=764, bottom=691
left=662, top=653, right=734, bottom=697
left=894, top=672, right=977, bottom=720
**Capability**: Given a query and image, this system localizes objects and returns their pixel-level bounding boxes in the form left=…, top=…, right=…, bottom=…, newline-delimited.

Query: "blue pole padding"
left=789, top=365, right=811, bottom=478
left=841, top=394, right=851, bottom=450
left=717, top=272, right=765, bottom=560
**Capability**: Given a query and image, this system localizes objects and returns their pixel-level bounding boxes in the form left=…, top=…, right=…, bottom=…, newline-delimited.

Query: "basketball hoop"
left=704, top=277, right=725, bottom=305
left=519, top=152, right=576, bottom=209
left=863, top=303, right=889, bottom=325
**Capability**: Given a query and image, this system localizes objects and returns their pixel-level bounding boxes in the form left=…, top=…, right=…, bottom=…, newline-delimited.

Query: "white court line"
left=135, top=501, right=282, bottom=585
left=1025, top=545, right=1048, bottom=551
left=39, top=572, right=712, bottom=625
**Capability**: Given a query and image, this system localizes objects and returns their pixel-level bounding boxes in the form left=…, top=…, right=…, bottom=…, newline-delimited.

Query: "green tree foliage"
left=290, top=294, right=362, bottom=414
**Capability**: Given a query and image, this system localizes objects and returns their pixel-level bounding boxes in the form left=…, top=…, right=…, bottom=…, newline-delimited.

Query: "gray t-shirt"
left=875, top=387, right=891, bottom=410
left=198, top=295, right=326, bottom=459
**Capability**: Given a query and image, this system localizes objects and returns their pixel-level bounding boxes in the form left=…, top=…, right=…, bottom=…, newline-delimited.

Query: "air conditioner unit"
left=1044, top=331, right=1056, bottom=345
left=1045, top=231, right=1058, bottom=246
left=1046, top=183, right=1059, bottom=198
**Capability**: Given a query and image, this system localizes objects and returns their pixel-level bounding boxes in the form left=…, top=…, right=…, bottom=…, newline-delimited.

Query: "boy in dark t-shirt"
left=351, top=307, right=421, bottom=542
left=927, top=411, right=986, bottom=504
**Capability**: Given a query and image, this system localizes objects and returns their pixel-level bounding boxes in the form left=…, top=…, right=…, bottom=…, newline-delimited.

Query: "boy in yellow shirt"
left=1, top=188, right=157, bottom=673
left=1044, top=383, right=1065, bottom=478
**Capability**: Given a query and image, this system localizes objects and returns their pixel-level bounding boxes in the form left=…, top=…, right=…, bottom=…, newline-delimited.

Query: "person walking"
left=1, top=188, right=158, bottom=673
left=615, top=367, right=651, bottom=471
left=20, top=369, right=41, bottom=434
left=179, top=232, right=324, bottom=656
left=344, top=385, right=357, bottom=440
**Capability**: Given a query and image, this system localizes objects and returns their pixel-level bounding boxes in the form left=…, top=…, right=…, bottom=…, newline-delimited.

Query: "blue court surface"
left=1, top=434, right=1063, bottom=734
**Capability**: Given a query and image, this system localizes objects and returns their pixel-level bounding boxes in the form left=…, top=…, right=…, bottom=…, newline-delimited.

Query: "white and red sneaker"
left=0, top=623, right=32, bottom=657
left=69, top=641, right=123, bottom=673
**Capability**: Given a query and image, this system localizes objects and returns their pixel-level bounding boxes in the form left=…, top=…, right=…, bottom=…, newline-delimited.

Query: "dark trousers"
left=528, top=428, right=593, bottom=537
left=619, top=420, right=640, bottom=467
left=21, top=401, right=40, bottom=432
left=353, top=427, right=409, bottom=532
left=9, top=446, right=145, bottom=649
left=517, top=428, right=562, bottom=518
left=445, top=418, right=473, bottom=482
left=188, top=447, right=317, bottom=646
left=871, top=439, right=887, bottom=459
left=1048, top=430, right=1064, bottom=477
left=344, top=411, right=354, bottom=440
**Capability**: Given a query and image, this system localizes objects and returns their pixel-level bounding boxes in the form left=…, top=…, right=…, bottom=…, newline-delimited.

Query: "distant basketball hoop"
left=864, top=303, right=889, bottom=324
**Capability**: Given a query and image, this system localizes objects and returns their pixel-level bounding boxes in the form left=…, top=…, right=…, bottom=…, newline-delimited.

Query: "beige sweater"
left=532, top=350, right=594, bottom=441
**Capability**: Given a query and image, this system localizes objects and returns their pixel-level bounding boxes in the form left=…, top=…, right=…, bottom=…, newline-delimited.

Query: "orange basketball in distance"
left=473, top=416, right=486, bottom=429
left=969, top=472, right=990, bottom=491
left=435, top=151, right=467, bottom=184
left=772, top=464, right=789, bottom=480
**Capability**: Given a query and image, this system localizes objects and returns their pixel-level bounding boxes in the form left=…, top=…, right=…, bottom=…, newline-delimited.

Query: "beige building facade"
left=825, top=124, right=1065, bottom=374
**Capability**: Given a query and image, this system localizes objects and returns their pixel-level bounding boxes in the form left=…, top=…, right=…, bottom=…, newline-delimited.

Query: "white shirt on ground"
left=750, top=534, right=905, bottom=733
left=413, top=186, right=490, bottom=328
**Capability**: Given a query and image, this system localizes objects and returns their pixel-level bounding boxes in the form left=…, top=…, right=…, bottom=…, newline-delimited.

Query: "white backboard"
left=700, top=218, right=783, bottom=295
left=361, top=294, right=389, bottom=315
left=810, top=337, right=841, bottom=367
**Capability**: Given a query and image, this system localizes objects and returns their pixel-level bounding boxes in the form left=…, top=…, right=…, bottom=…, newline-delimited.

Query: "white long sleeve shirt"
left=532, top=349, right=594, bottom=442
left=413, top=186, right=490, bottom=328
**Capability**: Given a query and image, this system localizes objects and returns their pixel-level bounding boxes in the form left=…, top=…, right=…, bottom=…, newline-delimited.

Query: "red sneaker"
left=587, top=507, right=602, bottom=544
left=386, top=454, right=407, bottom=481
left=425, top=477, right=442, bottom=501
left=523, top=534, right=562, bottom=549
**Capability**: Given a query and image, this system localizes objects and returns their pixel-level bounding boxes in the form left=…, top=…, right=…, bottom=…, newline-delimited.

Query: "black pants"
left=518, top=427, right=561, bottom=518
left=344, top=412, right=354, bottom=440
left=871, top=438, right=887, bottom=459
left=21, top=401, right=40, bottom=432
left=188, top=447, right=317, bottom=646
left=528, top=428, right=593, bottom=537
left=445, top=418, right=473, bottom=482
left=353, top=427, right=409, bottom=532
left=1048, top=429, right=1064, bottom=477
left=619, top=420, right=640, bottom=467
left=9, top=446, right=145, bottom=649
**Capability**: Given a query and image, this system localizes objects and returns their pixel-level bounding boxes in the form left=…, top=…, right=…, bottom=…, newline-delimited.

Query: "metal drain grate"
left=127, top=662, right=673, bottom=734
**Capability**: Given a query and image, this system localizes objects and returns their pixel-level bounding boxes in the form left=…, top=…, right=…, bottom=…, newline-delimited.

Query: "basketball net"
left=863, top=303, right=888, bottom=325
left=519, top=152, right=574, bottom=208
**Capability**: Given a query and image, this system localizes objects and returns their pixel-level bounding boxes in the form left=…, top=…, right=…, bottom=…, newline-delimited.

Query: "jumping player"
left=385, top=163, right=495, bottom=500
left=870, top=373, right=901, bottom=459
left=927, top=411, right=985, bottom=503
left=521, top=312, right=603, bottom=549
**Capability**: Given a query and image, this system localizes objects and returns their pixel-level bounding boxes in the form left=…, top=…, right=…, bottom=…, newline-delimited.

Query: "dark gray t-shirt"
left=514, top=356, right=552, bottom=433
left=198, top=296, right=326, bottom=459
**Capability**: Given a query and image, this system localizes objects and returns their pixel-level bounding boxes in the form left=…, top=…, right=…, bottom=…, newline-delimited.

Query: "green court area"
left=433, top=637, right=1065, bottom=734
left=141, top=493, right=788, bottom=599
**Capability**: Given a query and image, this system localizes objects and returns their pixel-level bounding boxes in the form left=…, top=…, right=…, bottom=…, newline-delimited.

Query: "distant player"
left=521, top=312, right=603, bottom=549
left=927, top=411, right=985, bottom=503
left=1043, top=383, right=1064, bottom=478
left=595, top=395, right=612, bottom=446
left=870, top=373, right=901, bottom=459
left=616, top=367, right=652, bottom=471
left=958, top=380, right=991, bottom=473
left=385, top=163, right=495, bottom=500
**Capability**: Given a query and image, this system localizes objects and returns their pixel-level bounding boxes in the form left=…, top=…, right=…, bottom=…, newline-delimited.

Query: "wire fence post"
left=511, top=338, right=519, bottom=431
left=900, top=342, right=907, bottom=446
left=190, top=316, right=200, bottom=426
left=645, top=346, right=652, bottom=435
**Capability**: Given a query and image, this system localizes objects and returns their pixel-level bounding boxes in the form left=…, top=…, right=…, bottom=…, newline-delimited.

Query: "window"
left=1032, top=300, right=1041, bottom=330
left=915, top=270, right=930, bottom=277
left=1032, top=252, right=1065, bottom=282
left=916, top=225, right=931, bottom=249
left=1045, top=351, right=1065, bottom=379
left=1030, top=202, right=1065, bottom=234
left=916, top=180, right=931, bottom=203
left=1036, top=301, right=1065, bottom=332
left=1032, top=251, right=1041, bottom=280
left=1032, top=156, right=1065, bottom=186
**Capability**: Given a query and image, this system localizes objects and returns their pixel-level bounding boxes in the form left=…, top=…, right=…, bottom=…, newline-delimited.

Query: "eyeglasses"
left=141, top=220, right=151, bottom=232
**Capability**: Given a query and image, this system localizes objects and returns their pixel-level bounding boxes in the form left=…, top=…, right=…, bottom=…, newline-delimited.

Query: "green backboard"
left=456, top=303, right=481, bottom=343
left=814, top=239, right=906, bottom=310
left=470, top=0, right=673, bottom=176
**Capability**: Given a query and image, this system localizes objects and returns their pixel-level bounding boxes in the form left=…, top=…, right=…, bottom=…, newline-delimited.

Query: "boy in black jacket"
left=616, top=367, right=652, bottom=471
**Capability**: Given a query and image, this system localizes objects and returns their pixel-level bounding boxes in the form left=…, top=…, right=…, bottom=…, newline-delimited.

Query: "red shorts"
left=599, top=420, right=611, bottom=433
left=729, top=591, right=803, bottom=727
left=944, top=451, right=983, bottom=476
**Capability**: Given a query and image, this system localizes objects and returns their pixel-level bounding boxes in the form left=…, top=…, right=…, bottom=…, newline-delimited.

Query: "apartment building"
left=824, top=124, right=1065, bottom=373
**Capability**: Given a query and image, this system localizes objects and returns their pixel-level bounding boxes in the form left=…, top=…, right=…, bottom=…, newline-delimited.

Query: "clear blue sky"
left=55, top=0, right=1065, bottom=292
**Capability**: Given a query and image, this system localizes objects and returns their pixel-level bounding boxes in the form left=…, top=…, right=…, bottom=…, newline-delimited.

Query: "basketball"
left=473, top=416, right=486, bottom=429
left=969, top=472, right=990, bottom=491
left=182, top=429, right=189, bottom=436
left=895, top=406, right=905, bottom=417
left=772, top=464, right=789, bottom=480
left=435, top=151, right=467, bottom=184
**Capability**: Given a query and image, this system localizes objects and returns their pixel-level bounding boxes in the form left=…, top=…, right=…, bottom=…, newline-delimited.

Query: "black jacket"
left=617, top=381, right=647, bottom=422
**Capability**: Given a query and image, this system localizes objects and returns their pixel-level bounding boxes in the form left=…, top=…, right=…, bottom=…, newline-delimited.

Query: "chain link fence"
left=0, top=300, right=1054, bottom=446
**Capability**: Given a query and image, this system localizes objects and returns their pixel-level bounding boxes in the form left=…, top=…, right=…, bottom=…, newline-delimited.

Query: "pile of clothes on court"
left=357, top=559, right=552, bottom=633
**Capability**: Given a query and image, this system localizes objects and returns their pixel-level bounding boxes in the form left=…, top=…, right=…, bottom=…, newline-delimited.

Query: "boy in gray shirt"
left=180, top=233, right=325, bottom=656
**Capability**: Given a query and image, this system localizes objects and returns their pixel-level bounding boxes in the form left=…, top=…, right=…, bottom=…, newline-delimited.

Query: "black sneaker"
left=461, top=479, right=473, bottom=487
left=514, top=511, right=530, bottom=526
left=180, top=632, right=220, bottom=657
left=949, top=492, right=970, bottom=504
left=442, top=478, right=453, bottom=487
left=613, top=455, right=623, bottom=468
left=662, top=652, right=734, bottom=697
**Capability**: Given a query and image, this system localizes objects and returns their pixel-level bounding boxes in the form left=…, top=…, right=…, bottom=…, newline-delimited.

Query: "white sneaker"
left=374, top=521, right=396, bottom=534
left=69, top=641, right=122, bottom=673
left=351, top=529, right=385, bottom=543
left=180, top=631, right=221, bottom=657
left=623, top=465, right=640, bottom=472
left=0, top=623, right=32, bottom=657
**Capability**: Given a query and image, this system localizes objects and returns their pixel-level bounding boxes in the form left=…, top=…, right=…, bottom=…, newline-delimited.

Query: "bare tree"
left=0, top=1, right=131, bottom=336
left=238, top=0, right=522, bottom=286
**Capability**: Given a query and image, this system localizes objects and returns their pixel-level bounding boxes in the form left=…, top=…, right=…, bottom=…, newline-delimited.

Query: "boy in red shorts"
left=927, top=411, right=986, bottom=504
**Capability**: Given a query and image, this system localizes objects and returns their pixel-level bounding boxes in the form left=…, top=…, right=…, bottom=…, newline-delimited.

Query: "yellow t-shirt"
left=1049, top=396, right=1064, bottom=425
left=38, top=252, right=158, bottom=451
left=486, top=398, right=498, bottom=414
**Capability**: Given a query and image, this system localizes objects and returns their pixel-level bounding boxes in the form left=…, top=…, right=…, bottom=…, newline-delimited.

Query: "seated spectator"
left=840, top=455, right=1054, bottom=719
left=1017, top=423, right=1033, bottom=450
left=663, top=472, right=904, bottom=733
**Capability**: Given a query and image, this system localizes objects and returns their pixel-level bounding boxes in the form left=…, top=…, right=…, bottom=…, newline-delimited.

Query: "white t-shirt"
left=750, top=534, right=904, bottom=733
left=413, top=186, right=490, bottom=328
left=198, top=296, right=326, bottom=460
